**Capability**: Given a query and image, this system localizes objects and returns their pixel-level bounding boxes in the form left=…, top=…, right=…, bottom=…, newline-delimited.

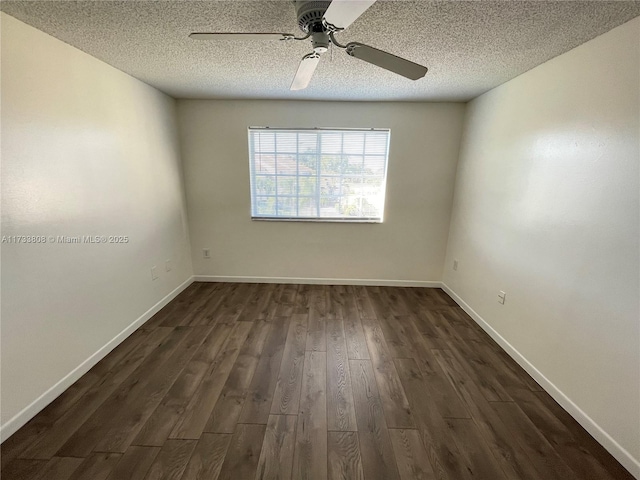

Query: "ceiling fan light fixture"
left=311, top=31, right=330, bottom=53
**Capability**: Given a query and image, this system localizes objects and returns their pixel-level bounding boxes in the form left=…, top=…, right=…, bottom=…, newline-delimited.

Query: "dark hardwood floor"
left=1, top=282, right=634, bottom=480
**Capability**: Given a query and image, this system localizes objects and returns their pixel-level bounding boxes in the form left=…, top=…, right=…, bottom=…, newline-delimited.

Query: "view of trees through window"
left=248, top=128, right=390, bottom=221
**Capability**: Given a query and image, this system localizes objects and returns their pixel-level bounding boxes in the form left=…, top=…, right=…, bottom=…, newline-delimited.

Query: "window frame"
left=247, top=126, right=391, bottom=223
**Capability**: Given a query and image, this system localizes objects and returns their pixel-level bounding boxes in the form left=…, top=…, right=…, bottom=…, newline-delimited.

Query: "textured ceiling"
left=2, top=0, right=639, bottom=101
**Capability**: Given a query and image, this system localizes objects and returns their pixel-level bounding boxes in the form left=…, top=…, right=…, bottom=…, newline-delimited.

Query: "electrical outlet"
left=453, top=259, right=459, bottom=271
left=203, top=248, right=211, bottom=259
left=165, top=259, right=172, bottom=272
left=151, top=266, right=158, bottom=280
left=498, top=291, right=506, bottom=305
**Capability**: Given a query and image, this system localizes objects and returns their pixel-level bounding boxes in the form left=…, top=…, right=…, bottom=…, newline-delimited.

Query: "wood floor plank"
left=465, top=339, right=533, bottom=394
left=327, top=431, right=364, bottom=480
left=326, top=285, right=344, bottom=319
left=217, top=424, right=266, bottom=480
left=205, top=319, right=272, bottom=433
left=93, top=326, right=212, bottom=453
left=294, top=284, right=311, bottom=309
left=55, top=326, right=187, bottom=457
left=271, top=313, right=308, bottom=415
left=395, top=288, right=449, bottom=349
left=68, top=452, right=122, bottom=480
left=209, top=283, right=259, bottom=324
left=255, top=415, right=297, bottom=480
left=349, top=359, right=400, bottom=480
left=2, top=325, right=150, bottom=466
left=403, top=287, right=441, bottom=313
left=491, top=401, right=579, bottom=479
left=342, top=288, right=370, bottom=360
left=169, top=322, right=253, bottom=439
left=445, top=418, right=508, bottom=480
left=145, top=283, right=203, bottom=329
left=533, top=392, right=636, bottom=480
left=432, top=349, right=541, bottom=480
left=277, top=283, right=299, bottom=306
left=445, top=334, right=513, bottom=403
left=360, top=315, right=415, bottom=428
left=368, top=288, right=418, bottom=359
left=343, top=315, right=370, bottom=360
left=395, top=357, right=470, bottom=480
left=267, top=284, right=299, bottom=318
left=23, top=327, right=174, bottom=459
left=400, top=316, right=471, bottom=420
left=383, top=287, right=413, bottom=316
left=428, top=289, right=456, bottom=308
left=507, top=387, right=619, bottom=480
left=326, top=316, right=357, bottom=432
left=376, top=313, right=418, bottom=359
left=427, top=312, right=464, bottom=346
left=473, top=342, right=596, bottom=480
left=494, top=346, right=544, bottom=392
left=180, top=434, right=231, bottom=480
left=187, top=289, right=232, bottom=326
left=142, top=439, right=196, bottom=480
left=389, top=429, right=437, bottom=480
left=180, top=284, right=225, bottom=326
left=416, top=313, right=449, bottom=350
left=1, top=422, right=49, bottom=470
left=31, top=457, right=84, bottom=480
left=1, top=459, right=48, bottom=480
left=237, top=283, right=276, bottom=322
left=292, top=351, right=327, bottom=480
left=106, top=446, right=160, bottom=480
left=352, top=285, right=377, bottom=319
left=304, top=286, right=327, bottom=352
left=364, top=286, right=394, bottom=319
left=239, top=316, right=291, bottom=424
left=161, top=283, right=214, bottom=327
left=133, top=323, right=233, bottom=445
left=328, top=285, right=354, bottom=318
left=438, top=308, right=483, bottom=342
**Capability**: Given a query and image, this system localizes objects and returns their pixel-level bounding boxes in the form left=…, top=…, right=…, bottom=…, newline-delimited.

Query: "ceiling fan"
left=189, top=0, right=428, bottom=90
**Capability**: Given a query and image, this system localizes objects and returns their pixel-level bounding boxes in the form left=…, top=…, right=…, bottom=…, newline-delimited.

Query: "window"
left=248, top=127, right=390, bottom=222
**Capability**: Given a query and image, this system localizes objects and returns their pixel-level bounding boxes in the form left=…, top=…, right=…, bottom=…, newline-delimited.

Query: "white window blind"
left=248, top=128, right=390, bottom=222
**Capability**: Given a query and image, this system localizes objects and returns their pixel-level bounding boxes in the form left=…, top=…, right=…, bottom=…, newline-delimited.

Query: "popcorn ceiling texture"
left=2, top=1, right=639, bottom=101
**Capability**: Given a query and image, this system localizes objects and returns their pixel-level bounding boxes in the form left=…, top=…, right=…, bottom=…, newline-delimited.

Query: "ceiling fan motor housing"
left=293, top=0, right=331, bottom=33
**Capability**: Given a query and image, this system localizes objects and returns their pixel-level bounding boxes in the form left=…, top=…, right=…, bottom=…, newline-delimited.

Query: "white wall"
left=1, top=13, right=193, bottom=437
left=443, top=17, right=640, bottom=475
left=179, top=100, right=465, bottom=284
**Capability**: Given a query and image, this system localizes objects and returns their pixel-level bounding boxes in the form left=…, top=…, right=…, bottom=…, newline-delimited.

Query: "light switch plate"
left=498, top=291, right=506, bottom=304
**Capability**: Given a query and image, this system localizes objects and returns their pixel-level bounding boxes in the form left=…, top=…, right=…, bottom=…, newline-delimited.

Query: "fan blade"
left=322, top=0, right=377, bottom=31
left=345, top=43, right=427, bottom=80
left=290, top=54, right=321, bottom=91
left=189, top=32, right=293, bottom=40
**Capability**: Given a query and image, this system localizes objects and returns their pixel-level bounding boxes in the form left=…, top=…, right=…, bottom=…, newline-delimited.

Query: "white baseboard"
left=0, top=275, right=195, bottom=443
left=441, top=283, right=640, bottom=479
left=193, top=275, right=441, bottom=288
